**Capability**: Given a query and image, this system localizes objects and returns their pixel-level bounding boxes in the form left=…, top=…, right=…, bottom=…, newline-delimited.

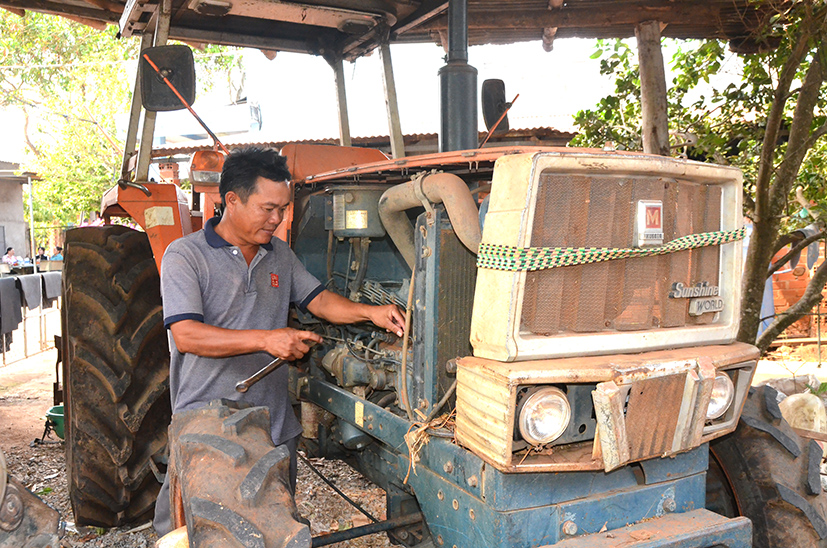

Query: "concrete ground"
left=755, top=358, right=827, bottom=385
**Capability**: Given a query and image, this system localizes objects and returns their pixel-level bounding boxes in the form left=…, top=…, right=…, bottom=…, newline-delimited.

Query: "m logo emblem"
left=645, top=206, right=661, bottom=229
left=270, top=274, right=279, bottom=287
left=635, top=200, right=664, bottom=247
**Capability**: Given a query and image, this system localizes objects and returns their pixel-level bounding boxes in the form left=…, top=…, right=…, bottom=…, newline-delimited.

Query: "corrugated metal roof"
left=150, top=126, right=576, bottom=157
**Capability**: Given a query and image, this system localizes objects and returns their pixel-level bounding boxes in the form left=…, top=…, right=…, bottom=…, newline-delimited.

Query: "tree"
left=572, top=3, right=827, bottom=353
left=0, top=10, right=137, bottom=227
left=0, top=10, right=242, bottom=232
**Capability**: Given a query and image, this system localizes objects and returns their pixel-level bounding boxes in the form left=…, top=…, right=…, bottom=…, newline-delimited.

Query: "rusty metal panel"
left=522, top=173, right=722, bottom=336
left=624, top=373, right=687, bottom=460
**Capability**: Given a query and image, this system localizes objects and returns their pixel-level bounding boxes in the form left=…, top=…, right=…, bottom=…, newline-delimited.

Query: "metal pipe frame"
left=379, top=43, right=405, bottom=159
left=135, top=0, right=172, bottom=182
left=333, top=57, right=352, bottom=147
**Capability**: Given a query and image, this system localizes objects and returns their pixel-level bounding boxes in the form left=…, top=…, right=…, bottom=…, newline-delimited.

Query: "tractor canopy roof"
left=2, top=0, right=779, bottom=61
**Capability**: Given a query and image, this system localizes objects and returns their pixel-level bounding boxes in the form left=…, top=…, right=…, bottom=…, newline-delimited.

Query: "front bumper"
left=547, top=509, right=751, bottom=548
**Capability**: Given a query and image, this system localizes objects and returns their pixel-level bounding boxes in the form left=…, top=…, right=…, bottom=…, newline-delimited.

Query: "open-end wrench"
left=235, top=339, right=328, bottom=393
left=235, top=356, right=287, bottom=393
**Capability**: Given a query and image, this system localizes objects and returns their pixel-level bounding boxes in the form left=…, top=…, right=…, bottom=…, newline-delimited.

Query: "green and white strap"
left=477, top=226, right=746, bottom=272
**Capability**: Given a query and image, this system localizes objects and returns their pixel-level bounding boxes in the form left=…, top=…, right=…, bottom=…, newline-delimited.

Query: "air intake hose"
left=378, top=172, right=481, bottom=269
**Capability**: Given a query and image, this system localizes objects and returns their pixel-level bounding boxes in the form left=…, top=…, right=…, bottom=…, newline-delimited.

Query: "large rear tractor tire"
left=169, top=400, right=311, bottom=547
left=708, top=384, right=827, bottom=548
left=62, top=226, right=171, bottom=527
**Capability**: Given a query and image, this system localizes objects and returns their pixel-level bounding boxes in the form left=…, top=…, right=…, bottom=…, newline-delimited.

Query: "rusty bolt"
left=367, top=424, right=373, bottom=431
left=437, top=490, right=445, bottom=501
left=562, top=521, right=578, bottom=536
left=397, top=531, right=408, bottom=540
left=469, top=509, right=476, bottom=521
left=437, top=534, right=444, bottom=545
left=443, top=461, right=454, bottom=474
left=452, top=499, right=459, bottom=510
left=468, top=475, right=478, bottom=488
left=663, top=497, right=677, bottom=513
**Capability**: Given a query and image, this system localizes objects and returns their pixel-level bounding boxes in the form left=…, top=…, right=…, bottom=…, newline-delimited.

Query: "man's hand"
left=306, top=290, right=407, bottom=336
left=367, top=304, right=406, bottom=338
left=262, top=328, right=323, bottom=360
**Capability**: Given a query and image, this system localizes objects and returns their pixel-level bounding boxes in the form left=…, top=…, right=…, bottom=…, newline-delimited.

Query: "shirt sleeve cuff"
left=164, top=313, right=204, bottom=329
left=297, top=284, right=325, bottom=313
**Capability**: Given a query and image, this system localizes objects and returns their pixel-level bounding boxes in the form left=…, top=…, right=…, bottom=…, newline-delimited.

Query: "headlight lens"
left=707, top=373, right=735, bottom=420
left=518, top=387, right=571, bottom=445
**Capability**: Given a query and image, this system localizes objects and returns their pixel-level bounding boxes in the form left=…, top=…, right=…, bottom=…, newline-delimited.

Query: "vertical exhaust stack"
left=439, top=0, right=478, bottom=152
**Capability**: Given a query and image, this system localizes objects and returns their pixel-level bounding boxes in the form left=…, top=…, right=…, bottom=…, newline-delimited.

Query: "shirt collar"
left=204, top=217, right=274, bottom=251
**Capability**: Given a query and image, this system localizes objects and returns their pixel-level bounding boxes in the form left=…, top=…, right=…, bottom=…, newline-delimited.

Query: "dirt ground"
left=0, top=349, right=394, bottom=547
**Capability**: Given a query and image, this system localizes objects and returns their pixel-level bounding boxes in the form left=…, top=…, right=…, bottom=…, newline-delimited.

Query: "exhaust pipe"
left=378, top=172, right=481, bottom=269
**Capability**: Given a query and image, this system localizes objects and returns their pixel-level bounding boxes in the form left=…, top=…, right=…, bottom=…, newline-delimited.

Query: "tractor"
left=42, top=0, right=827, bottom=546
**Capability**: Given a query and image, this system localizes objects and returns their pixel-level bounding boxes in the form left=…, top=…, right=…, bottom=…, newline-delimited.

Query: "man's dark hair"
left=5, top=247, right=11, bottom=254
left=56, top=247, right=62, bottom=252
left=219, top=146, right=291, bottom=207
left=38, top=246, right=45, bottom=252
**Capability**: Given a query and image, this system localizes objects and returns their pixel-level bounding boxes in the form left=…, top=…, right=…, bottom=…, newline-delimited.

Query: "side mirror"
left=140, top=45, right=196, bottom=112
left=481, top=79, right=510, bottom=135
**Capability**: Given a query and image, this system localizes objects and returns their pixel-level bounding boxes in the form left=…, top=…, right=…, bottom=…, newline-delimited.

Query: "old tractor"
left=38, top=0, right=827, bottom=546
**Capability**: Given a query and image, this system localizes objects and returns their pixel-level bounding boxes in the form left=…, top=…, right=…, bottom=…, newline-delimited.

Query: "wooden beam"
left=61, top=14, right=108, bottom=30
left=421, top=1, right=765, bottom=35
left=0, top=0, right=118, bottom=22
left=636, top=20, right=670, bottom=156
left=392, top=0, right=447, bottom=36
left=542, top=27, right=557, bottom=52
left=81, top=0, right=122, bottom=14
left=1, top=6, right=24, bottom=16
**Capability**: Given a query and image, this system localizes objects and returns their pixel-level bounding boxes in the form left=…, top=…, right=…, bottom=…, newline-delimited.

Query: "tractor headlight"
left=706, top=373, right=735, bottom=420
left=518, top=387, right=571, bottom=445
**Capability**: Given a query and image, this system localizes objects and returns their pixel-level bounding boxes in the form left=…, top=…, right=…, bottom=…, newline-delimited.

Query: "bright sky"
left=151, top=38, right=613, bottom=145
left=0, top=36, right=745, bottom=162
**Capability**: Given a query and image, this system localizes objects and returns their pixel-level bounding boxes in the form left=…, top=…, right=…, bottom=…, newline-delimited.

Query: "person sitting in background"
left=35, top=247, right=48, bottom=262
left=50, top=247, right=63, bottom=260
left=2, top=247, right=20, bottom=265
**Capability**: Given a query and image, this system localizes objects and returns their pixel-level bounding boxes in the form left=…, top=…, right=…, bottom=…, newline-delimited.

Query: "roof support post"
left=333, top=58, right=352, bottom=147
left=379, top=43, right=405, bottom=158
left=121, top=32, right=153, bottom=181
left=136, top=0, right=172, bottom=182
left=635, top=20, right=669, bottom=156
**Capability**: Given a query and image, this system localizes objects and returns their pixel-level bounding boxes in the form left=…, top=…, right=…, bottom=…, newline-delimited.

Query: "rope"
left=477, top=227, right=746, bottom=272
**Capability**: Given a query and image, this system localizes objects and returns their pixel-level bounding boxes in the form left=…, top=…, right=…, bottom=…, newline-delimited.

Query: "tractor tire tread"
left=63, top=226, right=170, bottom=527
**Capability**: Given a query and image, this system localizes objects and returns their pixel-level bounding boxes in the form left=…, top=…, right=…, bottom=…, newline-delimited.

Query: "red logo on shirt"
left=270, top=274, right=279, bottom=287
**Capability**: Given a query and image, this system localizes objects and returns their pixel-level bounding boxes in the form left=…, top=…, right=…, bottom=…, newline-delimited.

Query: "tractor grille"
left=521, top=173, right=722, bottom=335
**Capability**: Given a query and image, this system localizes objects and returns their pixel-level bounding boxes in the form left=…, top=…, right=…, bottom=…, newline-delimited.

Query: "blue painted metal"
left=411, top=207, right=477, bottom=419
left=302, top=376, right=748, bottom=548
left=293, top=186, right=752, bottom=548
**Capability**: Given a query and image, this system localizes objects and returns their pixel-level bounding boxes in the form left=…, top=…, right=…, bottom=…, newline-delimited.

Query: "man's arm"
left=305, top=290, right=406, bottom=337
left=170, top=320, right=322, bottom=361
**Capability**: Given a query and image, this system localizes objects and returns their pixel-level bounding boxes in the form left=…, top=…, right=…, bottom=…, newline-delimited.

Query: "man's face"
left=226, top=177, right=290, bottom=246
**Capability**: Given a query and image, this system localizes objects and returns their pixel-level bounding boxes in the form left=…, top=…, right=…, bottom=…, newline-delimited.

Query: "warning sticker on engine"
left=355, top=401, right=364, bottom=427
left=346, top=210, right=368, bottom=230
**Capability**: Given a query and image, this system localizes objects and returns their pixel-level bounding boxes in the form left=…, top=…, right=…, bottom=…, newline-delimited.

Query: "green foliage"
left=806, top=381, right=827, bottom=396
left=1, top=11, right=136, bottom=224
left=1, top=12, right=239, bottom=227
left=572, top=34, right=827, bottom=232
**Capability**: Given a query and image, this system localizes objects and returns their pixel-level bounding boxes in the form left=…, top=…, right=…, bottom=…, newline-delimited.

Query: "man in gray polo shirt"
left=153, top=146, right=405, bottom=536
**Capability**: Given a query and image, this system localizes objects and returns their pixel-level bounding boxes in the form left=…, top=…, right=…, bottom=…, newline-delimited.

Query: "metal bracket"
left=412, top=170, right=438, bottom=226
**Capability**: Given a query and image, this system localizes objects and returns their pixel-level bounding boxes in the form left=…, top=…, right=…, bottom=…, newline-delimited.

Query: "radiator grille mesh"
left=521, top=173, right=722, bottom=335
